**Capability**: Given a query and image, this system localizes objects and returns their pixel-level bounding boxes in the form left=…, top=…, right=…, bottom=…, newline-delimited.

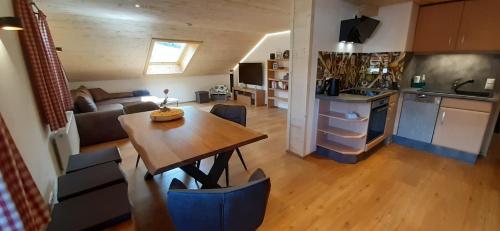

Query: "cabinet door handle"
left=441, top=111, right=446, bottom=124
left=461, top=35, right=465, bottom=45
left=448, top=37, right=452, bottom=47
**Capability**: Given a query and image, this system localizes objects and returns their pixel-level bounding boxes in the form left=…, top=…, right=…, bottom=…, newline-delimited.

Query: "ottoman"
left=195, top=91, right=210, bottom=103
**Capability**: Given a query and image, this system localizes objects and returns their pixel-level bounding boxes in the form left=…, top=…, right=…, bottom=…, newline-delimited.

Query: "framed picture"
left=276, top=52, right=283, bottom=60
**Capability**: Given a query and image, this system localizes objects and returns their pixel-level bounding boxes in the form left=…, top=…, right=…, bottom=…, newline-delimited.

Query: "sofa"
left=71, top=86, right=155, bottom=146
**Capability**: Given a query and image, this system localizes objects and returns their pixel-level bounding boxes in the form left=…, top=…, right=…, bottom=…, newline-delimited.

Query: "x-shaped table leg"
left=180, top=150, right=233, bottom=189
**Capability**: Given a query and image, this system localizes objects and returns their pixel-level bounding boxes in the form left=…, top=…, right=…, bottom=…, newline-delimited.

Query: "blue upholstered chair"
left=167, top=169, right=271, bottom=231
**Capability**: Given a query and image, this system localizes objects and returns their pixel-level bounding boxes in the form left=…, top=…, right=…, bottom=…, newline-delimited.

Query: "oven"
left=367, top=97, right=389, bottom=143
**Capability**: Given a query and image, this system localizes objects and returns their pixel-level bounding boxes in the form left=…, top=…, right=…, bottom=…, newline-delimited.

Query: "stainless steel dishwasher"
left=397, top=93, right=441, bottom=143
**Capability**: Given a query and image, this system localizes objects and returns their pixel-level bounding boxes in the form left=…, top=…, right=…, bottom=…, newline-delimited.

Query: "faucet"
left=452, top=79, right=474, bottom=91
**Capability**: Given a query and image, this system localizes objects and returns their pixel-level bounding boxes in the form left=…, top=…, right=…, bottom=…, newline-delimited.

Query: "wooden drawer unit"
left=440, top=98, right=493, bottom=113
left=236, top=94, right=252, bottom=105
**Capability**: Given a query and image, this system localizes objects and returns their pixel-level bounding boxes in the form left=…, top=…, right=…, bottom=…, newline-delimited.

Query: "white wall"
left=234, top=31, right=291, bottom=109
left=70, top=74, right=229, bottom=102
left=362, top=1, right=418, bottom=53
left=0, top=1, right=60, bottom=202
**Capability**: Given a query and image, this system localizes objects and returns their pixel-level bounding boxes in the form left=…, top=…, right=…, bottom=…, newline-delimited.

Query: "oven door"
left=367, top=104, right=388, bottom=143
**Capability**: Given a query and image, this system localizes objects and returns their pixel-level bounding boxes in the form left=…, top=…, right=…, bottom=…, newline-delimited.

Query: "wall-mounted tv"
left=239, top=63, right=263, bottom=86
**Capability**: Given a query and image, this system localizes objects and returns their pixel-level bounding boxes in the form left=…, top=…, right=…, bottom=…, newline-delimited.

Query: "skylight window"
left=145, top=39, right=200, bottom=75
left=149, top=42, right=186, bottom=63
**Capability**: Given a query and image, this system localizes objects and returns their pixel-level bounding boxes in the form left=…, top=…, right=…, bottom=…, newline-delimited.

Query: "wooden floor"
left=83, top=101, right=500, bottom=231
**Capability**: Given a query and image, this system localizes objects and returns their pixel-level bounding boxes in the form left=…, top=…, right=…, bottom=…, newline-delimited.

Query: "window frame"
left=144, top=38, right=201, bottom=75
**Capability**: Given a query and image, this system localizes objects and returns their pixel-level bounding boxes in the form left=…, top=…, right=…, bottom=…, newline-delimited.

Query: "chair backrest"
left=210, top=104, right=247, bottom=127
left=167, top=169, right=270, bottom=231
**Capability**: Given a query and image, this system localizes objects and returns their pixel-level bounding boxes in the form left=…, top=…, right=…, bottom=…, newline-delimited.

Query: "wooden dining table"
left=118, top=106, right=268, bottom=188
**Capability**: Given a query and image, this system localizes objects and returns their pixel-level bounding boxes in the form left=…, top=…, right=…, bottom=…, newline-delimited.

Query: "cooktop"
left=342, top=89, right=382, bottom=97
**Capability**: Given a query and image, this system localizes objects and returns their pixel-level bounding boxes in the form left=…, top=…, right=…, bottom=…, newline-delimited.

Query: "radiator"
left=53, top=111, right=80, bottom=171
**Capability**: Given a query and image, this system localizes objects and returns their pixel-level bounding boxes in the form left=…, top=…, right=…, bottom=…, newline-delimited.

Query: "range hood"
left=339, top=16, right=380, bottom=43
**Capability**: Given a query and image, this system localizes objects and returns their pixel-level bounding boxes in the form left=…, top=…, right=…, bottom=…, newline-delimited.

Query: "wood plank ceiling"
left=37, top=0, right=290, bottom=81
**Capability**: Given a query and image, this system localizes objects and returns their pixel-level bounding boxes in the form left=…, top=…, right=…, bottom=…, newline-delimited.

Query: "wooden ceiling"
left=37, top=0, right=290, bottom=81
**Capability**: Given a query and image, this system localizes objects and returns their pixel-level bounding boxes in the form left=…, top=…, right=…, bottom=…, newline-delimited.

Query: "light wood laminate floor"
left=83, top=101, right=500, bottom=231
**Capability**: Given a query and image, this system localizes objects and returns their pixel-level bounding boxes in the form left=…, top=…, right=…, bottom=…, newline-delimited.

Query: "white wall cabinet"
left=432, top=107, right=490, bottom=154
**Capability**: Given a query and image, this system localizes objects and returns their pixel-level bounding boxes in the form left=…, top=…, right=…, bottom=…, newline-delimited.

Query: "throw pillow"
left=88, top=88, right=112, bottom=102
left=75, top=94, right=97, bottom=113
left=132, top=90, right=151, bottom=97
left=71, top=86, right=93, bottom=102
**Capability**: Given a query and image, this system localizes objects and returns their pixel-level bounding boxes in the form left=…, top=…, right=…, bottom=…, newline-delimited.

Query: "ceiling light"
left=0, top=17, right=23, bottom=31
left=135, top=4, right=141, bottom=8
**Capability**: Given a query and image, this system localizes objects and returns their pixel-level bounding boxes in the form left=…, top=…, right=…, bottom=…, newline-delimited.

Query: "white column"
left=287, top=0, right=315, bottom=156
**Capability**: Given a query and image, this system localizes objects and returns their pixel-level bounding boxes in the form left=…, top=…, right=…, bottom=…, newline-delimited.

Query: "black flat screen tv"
left=239, top=63, right=263, bottom=86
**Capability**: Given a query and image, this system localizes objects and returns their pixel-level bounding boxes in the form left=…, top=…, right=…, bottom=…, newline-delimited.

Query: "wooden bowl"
left=150, top=108, right=184, bottom=122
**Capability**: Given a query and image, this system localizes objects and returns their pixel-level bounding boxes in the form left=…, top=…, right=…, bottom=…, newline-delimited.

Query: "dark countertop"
left=316, top=88, right=498, bottom=103
left=316, top=90, right=396, bottom=103
left=401, top=88, right=499, bottom=103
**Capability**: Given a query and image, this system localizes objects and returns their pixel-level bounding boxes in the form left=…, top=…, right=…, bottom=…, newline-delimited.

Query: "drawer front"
left=441, top=98, right=492, bottom=113
left=432, top=107, right=489, bottom=154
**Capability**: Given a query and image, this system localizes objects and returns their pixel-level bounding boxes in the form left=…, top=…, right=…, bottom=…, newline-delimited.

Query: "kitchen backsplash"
left=317, top=52, right=409, bottom=91
left=403, top=54, right=500, bottom=93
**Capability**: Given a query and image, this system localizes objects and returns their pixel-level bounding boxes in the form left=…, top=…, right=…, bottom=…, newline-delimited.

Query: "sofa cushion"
left=109, top=92, right=134, bottom=99
left=75, top=94, right=97, bottom=113
left=96, top=97, right=144, bottom=106
left=97, top=103, right=123, bottom=112
left=88, top=88, right=112, bottom=102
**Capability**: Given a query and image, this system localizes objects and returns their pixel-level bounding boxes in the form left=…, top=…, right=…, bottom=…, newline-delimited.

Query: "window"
left=145, top=39, right=200, bottom=75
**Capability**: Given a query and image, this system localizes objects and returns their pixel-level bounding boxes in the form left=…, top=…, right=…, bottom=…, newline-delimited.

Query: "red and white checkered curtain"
left=14, top=0, right=73, bottom=131
left=0, top=115, right=50, bottom=231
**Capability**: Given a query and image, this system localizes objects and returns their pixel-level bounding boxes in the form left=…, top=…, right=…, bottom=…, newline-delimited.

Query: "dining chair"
left=195, top=104, right=248, bottom=186
left=123, top=102, right=160, bottom=168
left=167, top=168, right=271, bottom=231
left=209, top=104, right=249, bottom=171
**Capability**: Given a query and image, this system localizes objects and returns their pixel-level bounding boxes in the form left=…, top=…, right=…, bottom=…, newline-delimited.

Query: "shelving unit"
left=317, top=126, right=366, bottom=139
left=267, top=59, right=289, bottom=108
left=318, top=111, right=368, bottom=122
left=317, top=134, right=364, bottom=155
left=315, top=99, right=371, bottom=163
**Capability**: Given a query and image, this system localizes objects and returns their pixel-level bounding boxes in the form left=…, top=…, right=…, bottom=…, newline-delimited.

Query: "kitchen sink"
left=454, top=90, right=493, bottom=98
left=419, top=88, right=493, bottom=98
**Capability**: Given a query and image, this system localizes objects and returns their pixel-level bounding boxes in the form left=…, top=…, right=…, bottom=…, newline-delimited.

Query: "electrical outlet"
left=485, top=78, right=495, bottom=90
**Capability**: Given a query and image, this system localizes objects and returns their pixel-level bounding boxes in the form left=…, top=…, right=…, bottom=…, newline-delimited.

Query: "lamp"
left=0, top=17, right=23, bottom=31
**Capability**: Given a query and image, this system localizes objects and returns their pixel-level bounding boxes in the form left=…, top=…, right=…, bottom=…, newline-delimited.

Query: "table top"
left=118, top=106, right=268, bottom=174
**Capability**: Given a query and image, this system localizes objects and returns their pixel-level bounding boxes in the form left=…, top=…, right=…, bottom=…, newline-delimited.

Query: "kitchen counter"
left=316, top=90, right=397, bottom=103
left=401, top=88, right=499, bottom=103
